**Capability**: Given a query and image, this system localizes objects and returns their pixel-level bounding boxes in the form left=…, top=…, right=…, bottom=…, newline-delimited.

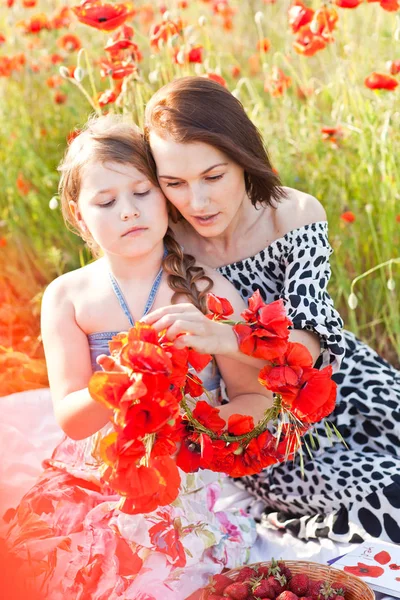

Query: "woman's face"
left=71, top=160, right=168, bottom=258
left=149, top=133, right=248, bottom=237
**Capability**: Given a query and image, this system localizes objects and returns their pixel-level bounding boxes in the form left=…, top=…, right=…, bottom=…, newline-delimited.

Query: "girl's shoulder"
left=42, top=260, right=103, bottom=310
left=273, top=187, right=327, bottom=237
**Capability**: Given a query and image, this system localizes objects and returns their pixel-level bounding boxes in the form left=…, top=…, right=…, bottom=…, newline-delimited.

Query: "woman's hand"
left=141, top=303, right=239, bottom=355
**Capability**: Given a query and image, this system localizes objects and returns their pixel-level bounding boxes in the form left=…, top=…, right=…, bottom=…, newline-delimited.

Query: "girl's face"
left=71, top=161, right=168, bottom=258
left=149, top=133, right=248, bottom=237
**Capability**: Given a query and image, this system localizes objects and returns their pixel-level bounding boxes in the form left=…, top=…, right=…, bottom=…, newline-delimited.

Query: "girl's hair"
left=58, top=114, right=212, bottom=312
left=144, top=76, right=286, bottom=215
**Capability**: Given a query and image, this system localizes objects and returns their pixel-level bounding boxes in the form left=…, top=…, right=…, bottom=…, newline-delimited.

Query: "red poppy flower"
left=150, top=19, right=183, bottom=49
left=23, top=0, right=37, bottom=7
left=185, top=373, right=204, bottom=397
left=365, top=72, right=399, bottom=91
left=119, top=455, right=181, bottom=514
left=344, top=563, right=385, bottom=578
left=176, top=438, right=201, bottom=472
left=388, top=60, right=400, bottom=75
left=122, top=396, right=179, bottom=438
left=321, top=125, right=343, bottom=140
left=16, top=172, right=31, bottom=195
left=100, top=58, right=136, bottom=80
left=380, top=0, right=399, bottom=10
left=275, top=423, right=308, bottom=458
left=50, top=53, right=64, bottom=65
left=188, top=45, right=204, bottom=63
left=100, top=432, right=145, bottom=468
left=293, top=25, right=327, bottom=56
left=88, top=371, right=132, bottom=409
left=98, top=83, right=123, bottom=107
left=203, top=73, right=227, bottom=87
left=264, top=66, right=292, bottom=97
left=288, top=0, right=314, bottom=33
left=19, top=14, right=50, bottom=34
left=187, top=348, right=212, bottom=372
left=227, top=414, right=255, bottom=436
left=72, top=1, right=135, bottom=32
left=259, top=342, right=314, bottom=404
left=104, top=24, right=140, bottom=57
left=0, top=34, right=6, bottom=46
left=57, top=34, right=82, bottom=52
left=335, top=0, right=362, bottom=7
left=49, top=7, right=71, bottom=29
left=340, top=210, right=355, bottom=223
left=46, top=75, right=63, bottom=88
left=231, top=65, right=241, bottom=78
left=310, top=7, right=338, bottom=40
left=234, top=296, right=291, bottom=360
left=206, top=293, right=234, bottom=320
left=257, top=38, right=271, bottom=53
left=291, top=365, right=337, bottom=423
left=193, top=400, right=226, bottom=433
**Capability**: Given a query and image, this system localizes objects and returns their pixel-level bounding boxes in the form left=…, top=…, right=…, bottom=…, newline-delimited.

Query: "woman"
left=142, top=76, right=400, bottom=545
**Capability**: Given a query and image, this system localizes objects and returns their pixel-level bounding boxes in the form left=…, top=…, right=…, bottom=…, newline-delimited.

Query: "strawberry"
left=278, top=562, right=293, bottom=581
left=331, top=596, right=345, bottom=600
left=276, top=592, right=299, bottom=600
left=288, top=575, right=309, bottom=596
left=267, top=574, right=287, bottom=595
left=258, top=565, right=272, bottom=577
left=208, top=595, right=226, bottom=600
left=224, top=582, right=251, bottom=599
left=307, top=580, right=324, bottom=598
left=331, top=581, right=347, bottom=596
left=252, top=578, right=276, bottom=599
left=236, top=566, right=258, bottom=582
left=209, top=574, right=233, bottom=595
left=374, top=550, right=391, bottom=565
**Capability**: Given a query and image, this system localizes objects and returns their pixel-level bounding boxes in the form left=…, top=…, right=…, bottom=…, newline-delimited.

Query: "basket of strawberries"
left=199, top=558, right=375, bottom=600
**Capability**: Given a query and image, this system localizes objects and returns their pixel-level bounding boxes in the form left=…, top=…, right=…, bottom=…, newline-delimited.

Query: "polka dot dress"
left=218, top=221, right=400, bottom=544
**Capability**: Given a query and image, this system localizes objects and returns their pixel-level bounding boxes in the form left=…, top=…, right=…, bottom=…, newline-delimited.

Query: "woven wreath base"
left=199, top=560, right=375, bottom=600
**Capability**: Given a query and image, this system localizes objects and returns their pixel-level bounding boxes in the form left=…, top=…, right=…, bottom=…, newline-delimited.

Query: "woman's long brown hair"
left=144, top=76, right=286, bottom=214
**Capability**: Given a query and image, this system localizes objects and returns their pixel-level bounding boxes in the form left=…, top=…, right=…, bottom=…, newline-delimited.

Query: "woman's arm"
left=41, top=277, right=112, bottom=440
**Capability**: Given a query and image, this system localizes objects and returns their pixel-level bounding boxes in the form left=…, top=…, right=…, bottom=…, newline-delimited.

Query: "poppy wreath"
left=89, top=290, right=338, bottom=515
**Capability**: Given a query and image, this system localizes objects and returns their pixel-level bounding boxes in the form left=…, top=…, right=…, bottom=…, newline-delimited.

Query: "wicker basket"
left=199, top=560, right=375, bottom=599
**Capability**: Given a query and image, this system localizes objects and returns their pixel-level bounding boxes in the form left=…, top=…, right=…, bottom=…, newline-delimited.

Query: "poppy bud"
left=74, top=66, right=85, bottom=82
left=348, top=292, right=358, bottom=310
left=59, top=66, right=71, bottom=79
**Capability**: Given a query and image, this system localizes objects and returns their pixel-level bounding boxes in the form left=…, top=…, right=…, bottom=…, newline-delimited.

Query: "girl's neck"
left=103, top=242, right=165, bottom=283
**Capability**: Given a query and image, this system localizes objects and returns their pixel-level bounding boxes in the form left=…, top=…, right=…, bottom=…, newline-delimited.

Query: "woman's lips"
left=192, top=213, right=220, bottom=226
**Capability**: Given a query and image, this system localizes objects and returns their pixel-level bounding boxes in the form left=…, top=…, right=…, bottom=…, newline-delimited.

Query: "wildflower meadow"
left=0, top=0, right=399, bottom=395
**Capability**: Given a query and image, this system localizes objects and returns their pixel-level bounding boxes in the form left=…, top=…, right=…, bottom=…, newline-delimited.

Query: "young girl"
left=3, top=115, right=275, bottom=600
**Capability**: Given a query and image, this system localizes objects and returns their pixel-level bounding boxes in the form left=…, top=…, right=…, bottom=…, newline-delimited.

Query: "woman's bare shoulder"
left=275, top=187, right=327, bottom=235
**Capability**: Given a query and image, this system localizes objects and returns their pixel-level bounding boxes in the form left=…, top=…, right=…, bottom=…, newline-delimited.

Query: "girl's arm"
left=41, top=277, right=112, bottom=440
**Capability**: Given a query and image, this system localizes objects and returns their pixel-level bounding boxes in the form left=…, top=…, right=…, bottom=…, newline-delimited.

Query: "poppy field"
left=0, top=0, right=399, bottom=395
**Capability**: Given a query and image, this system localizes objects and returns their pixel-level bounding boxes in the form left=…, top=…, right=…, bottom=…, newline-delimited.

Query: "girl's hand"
left=141, top=303, right=239, bottom=355
left=96, top=354, right=124, bottom=372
